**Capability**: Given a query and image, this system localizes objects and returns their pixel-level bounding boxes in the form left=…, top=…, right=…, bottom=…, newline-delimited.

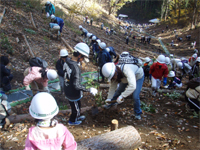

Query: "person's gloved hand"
left=105, top=99, right=111, bottom=105
left=46, top=12, right=50, bottom=18
left=163, top=77, right=167, bottom=86
left=90, top=88, right=98, bottom=96
left=117, top=95, right=124, bottom=104
left=25, top=86, right=31, bottom=91
left=43, top=87, right=50, bottom=92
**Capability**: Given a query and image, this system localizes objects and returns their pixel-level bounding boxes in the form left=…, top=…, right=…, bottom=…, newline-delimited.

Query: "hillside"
left=0, top=1, right=200, bottom=150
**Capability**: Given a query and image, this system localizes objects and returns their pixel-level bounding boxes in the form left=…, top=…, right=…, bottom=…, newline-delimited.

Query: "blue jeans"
left=111, top=75, right=144, bottom=115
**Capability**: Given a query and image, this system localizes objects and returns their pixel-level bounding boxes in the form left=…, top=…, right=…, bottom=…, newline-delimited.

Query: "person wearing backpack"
left=0, top=56, right=13, bottom=92
left=98, top=42, right=112, bottom=83
left=166, top=71, right=182, bottom=89
left=56, top=49, right=69, bottom=95
left=45, top=1, right=55, bottom=18
left=63, top=43, right=98, bottom=125
left=185, top=77, right=200, bottom=112
left=105, top=46, right=117, bottom=61
left=23, top=66, right=57, bottom=95
left=142, top=57, right=151, bottom=82
left=189, top=57, right=200, bottom=80
left=101, top=60, right=144, bottom=120
left=24, top=92, right=77, bottom=150
left=149, top=55, right=169, bottom=96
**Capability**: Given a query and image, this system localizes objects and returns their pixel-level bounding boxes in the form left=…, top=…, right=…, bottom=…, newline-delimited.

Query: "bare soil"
left=0, top=1, right=199, bottom=150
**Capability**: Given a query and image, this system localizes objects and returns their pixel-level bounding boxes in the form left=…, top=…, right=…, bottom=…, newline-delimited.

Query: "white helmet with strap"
left=99, top=42, right=106, bottom=49
left=74, top=42, right=90, bottom=57
left=46, top=1, right=50, bottom=5
left=47, top=69, right=58, bottom=80
left=105, top=48, right=110, bottom=52
left=87, top=33, right=92, bottom=37
left=92, top=36, right=97, bottom=40
left=51, top=14, right=56, bottom=20
left=165, top=57, right=170, bottom=64
left=60, top=49, right=68, bottom=57
left=102, top=62, right=116, bottom=82
left=29, top=92, right=59, bottom=119
left=177, top=61, right=183, bottom=69
left=168, top=71, right=175, bottom=77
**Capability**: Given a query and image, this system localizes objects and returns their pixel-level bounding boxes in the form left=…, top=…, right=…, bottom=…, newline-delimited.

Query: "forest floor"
left=0, top=1, right=200, bottom=150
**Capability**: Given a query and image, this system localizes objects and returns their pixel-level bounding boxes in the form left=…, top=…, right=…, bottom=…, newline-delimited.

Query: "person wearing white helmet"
left=44, top=1, right=55, bottom=18
left=79, top=25, right=88, bottom=42
left=50, top=15, right=64, bottom=36
left=105, top=46, right=117, bottom=61
left=149, top=55, right=169, bottom=96
left=189, top=57, right=200, bottom=80
left=175, top=61, right=192, bottom=80
left=63, top=43, right=98, bottom=125
left=101, top=23, right=104, bottom=30
left=165, top=56, right=172, bottom=71
left=167, top=71, right=182, bottom=89
left=102, top=61, right=144, bottom=120
left=189, top=53, right=197, bottom=67
left=23, top=64, right=57, bottom=95
left=143, top=57, right=151, bottom=82
left=98, top=42, right=112, bottom=82
left=56, top=49, right=69, bottom=95
left=24, top=92, right=77, bottom=150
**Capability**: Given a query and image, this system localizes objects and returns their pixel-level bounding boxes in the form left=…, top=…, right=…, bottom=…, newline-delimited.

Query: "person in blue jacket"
left=51, top=15, right=64, bottom=35
left=0, top=56, right=13, bottom=92
left=45, top=1, right=55, bottom=17
left=167, top=71, right=182, bottom=89
left=105, top=46, right=117, bottom=61
left=98, top=42, right=112, bottom=83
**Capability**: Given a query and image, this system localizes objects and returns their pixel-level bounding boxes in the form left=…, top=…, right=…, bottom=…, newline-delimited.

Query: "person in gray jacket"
left=102, top=61, right=144, bottom=120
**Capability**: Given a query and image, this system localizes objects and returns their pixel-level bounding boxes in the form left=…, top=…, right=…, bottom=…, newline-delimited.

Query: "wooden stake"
left=29, top=12, right=36, bottom=29
left=61, top=37, right=74, bottom=52
left=111, top=119, right=118, bottom=131
left=22, top=35, right=35, bottom=57
left=0, top=7, right=6, bottom=24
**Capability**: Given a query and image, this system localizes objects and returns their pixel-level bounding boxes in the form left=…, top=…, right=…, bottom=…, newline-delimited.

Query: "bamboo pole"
left=29, top=12, right=37, bottom=29
left=0, top=7, right=6, bottom=24
left=61, top=37, right=74, bottom=52
left=22, top=35, right=35, bottom=57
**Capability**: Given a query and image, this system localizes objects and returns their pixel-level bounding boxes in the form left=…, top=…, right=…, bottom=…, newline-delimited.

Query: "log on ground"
left=77, top=126, right=141, bottom=150
left=0, top=7, right=6, bottom=24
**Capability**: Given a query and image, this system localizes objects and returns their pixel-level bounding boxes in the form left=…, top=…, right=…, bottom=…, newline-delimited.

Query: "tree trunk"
left=23, top=35, right=35, bottom=57
left=77, top=126, right=141, bottom=150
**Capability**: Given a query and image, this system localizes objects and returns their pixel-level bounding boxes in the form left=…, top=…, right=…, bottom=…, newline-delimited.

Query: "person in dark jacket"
left=45, top=1, right=55, bottom=17
left=105, top=46, right=117, bottom=61
left=98, top=42, right=112, bottom=83
left=56, top=49, right=69, bottom=95
left=50, top=15, right=64, bottom=35
left=0, top=56, right=13, bottom=92
left=63, top=43, right=97, bottom=125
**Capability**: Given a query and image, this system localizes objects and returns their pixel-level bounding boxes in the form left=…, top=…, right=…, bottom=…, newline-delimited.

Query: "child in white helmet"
left=24, top=92, right=77, bottom=150
left=166, top=71, right=182, bottom=89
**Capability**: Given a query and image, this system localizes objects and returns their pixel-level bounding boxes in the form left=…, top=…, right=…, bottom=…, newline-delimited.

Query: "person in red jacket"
left=149, top=55, right=169, bottom=96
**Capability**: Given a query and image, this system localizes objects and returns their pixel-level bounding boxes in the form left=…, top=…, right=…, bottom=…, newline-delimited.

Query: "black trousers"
left=68, top=100, right=81, bottom=122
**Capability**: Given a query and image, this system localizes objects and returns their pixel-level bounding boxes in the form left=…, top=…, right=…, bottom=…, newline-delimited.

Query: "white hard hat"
left=170, top=54, right=174, bottom=57
left=51, top=14, right=56, bottom=20
left=102, top=62, right=116, bottom=82
left=121, top=51, right=129, bottom=55
left=29, top=92, right=59, bottom=119
left=165, top=57, right=170, bottom=64
left=79, top=25, right=83, bottom=29
left=145, top=57, right=151, bottom=63
left=105, top=48, right=110, bottom=52
left=87, top=33, right=92, bottom=37
left=47, top=69, right=58, bottom=80
left=194, top=49, right=198, bottom=54
left=157, top=55, right=166, bottom=63
left=92, top=36, right=97, bottom=40
left=196, top=57, right=200, bottom=62
left=192, top=53, right=197, bottom=59
left=168, top=71, right=175, bottom=77
left=177, top=62, right=183, bottom=69
left=96, top=39, right=101, bottom=44
left=99, top=42, right=106, bottom=49
left=74, top=42, right=90, bottom=57
left=46, top=1, right=50, bottom=5
left=60, top=49, right=68, bottom=57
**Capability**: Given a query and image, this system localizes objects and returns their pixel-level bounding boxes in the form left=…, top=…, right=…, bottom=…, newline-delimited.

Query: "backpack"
left=117, top=53, right=143, bottom=67
left=143, top=65, right=150, bottom=76
left=29, top=57, right=48, bottom=69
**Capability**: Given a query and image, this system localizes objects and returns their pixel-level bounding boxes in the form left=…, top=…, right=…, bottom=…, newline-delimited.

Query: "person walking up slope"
left=24, top=92, right=77, bottom=150
left=149, top=55, right=169, bottom=96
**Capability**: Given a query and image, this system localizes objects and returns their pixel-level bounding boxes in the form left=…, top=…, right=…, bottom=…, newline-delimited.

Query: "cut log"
left=99, top=83, right=110, bottom=88
left=22, top=35, right=35, bottom=57
left=77, top=126, right=141, bottom=150
left=0, top=7, right=6, bottom=24
left=111, top=119, right=118, bottom=131
left=29, top=12, right=36, bottom=29
left=61, top=37, right=74, bottom=52
left=8, top=106, right=92, bottom=123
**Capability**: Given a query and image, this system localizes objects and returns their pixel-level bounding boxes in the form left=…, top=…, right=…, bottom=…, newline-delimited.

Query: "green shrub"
left=24, top=28, right=37, bottom=34
left=0, top=33, right=14, bottom=55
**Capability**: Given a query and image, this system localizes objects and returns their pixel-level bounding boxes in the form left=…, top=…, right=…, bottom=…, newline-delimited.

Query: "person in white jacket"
left=102, top=62, right=144, bottom=120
